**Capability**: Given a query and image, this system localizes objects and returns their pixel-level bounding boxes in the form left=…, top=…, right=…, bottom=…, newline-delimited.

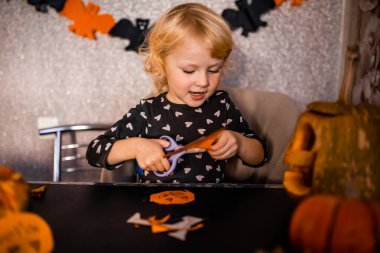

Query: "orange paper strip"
left=274, top=0, right=304, bottom=6
left=164, top=127, right=225, bottom=158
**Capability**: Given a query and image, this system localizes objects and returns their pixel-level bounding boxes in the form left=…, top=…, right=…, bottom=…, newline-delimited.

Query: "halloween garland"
left=25, top=0, right=306, bottom=52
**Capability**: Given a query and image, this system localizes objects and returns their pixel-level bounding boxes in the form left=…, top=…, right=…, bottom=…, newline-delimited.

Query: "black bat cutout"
left=27, top=0, right=66, bottom=13
left=109, top=18, right=150, bottom=52
left=222, top=0, right=275, bottom=37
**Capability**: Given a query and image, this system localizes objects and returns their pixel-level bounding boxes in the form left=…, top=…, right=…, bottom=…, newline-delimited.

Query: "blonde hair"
left=139, top=3, right=234, bottom=94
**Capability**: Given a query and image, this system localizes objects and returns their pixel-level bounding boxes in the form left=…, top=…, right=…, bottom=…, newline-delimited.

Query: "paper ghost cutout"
left=60, top=0, right=115, bottom=40
left=222, top=0, right=275, bottom=37
left=127, top=212, right=204, bottom=241
left=109, top=18, right=150, bottom=52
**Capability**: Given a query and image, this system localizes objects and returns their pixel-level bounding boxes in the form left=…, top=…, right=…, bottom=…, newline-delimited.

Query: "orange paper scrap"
left=31, top=185, right=46, bottom=198
left=274, top=0, right=304, bottom=6
left=150, top=190, right=195, bottom=205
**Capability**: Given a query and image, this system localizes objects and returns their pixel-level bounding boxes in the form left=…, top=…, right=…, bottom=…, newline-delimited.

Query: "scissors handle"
left=154, top=136, right=185, bottom=177
left=160, top=135, right=179, bottom=152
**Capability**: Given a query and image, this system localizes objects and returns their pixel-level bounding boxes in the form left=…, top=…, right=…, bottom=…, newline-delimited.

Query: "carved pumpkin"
left=0, top=165, right=30, bottom=215
left=283, top=46, right=380, bottom=201
left=289, top=194, right=380, bottom=253
left=283, top=101, right=380, bottom=200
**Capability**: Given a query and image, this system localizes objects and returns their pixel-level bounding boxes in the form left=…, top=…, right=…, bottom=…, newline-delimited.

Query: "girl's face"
left=164, top=37, right=225, bottom=107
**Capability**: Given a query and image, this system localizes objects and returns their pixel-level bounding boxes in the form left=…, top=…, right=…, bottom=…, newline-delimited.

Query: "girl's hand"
left=208, top=130, right=239, bottom=160
left=135, top=138, right=171, bottom=172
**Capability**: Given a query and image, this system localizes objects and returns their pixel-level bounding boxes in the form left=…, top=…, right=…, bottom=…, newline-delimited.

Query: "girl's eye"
left=183, top=70, right=195, bottom=74
left=208, top=68, right=221, bottom=73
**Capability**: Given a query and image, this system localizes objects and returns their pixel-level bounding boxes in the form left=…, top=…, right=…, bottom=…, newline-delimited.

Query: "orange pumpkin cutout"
left=283, top=46, right=380, bottom=201
left=150, top=190, right=195, bottom=205
left=289, top=195, right=380, bottom=253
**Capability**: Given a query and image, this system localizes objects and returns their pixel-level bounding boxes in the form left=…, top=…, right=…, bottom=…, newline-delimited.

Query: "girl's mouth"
left=189, top=91, right=207, bottom=95
left=189, top=91, right=207, bottom=100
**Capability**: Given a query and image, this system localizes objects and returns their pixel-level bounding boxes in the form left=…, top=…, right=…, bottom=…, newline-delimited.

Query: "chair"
left=99, top=87, right=300, bottom=184
left=39, top=124, right=110, bottom=182
left=100, top=160, right=138, bottom=183
left=223, top=87, right=300, bottom=184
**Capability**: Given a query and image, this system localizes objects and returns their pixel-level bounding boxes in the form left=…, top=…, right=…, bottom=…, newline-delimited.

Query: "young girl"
left=86, top=3, right=267, bottom=183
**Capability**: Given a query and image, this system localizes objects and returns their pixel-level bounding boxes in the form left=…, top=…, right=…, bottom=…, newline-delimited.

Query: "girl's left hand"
left=207, top=130, right=239, bottom=160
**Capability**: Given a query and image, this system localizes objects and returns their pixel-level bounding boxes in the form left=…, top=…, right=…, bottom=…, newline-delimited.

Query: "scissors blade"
left=163, top=127, right=225, bottom=158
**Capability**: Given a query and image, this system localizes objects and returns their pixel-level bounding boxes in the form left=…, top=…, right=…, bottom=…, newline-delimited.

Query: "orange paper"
left=164, top=127, right=225, bottom=158
left=60, top=0, right=115, bottom=39
left=150, top=190, right=195, bottom=205
left=274, top=0, right=304, bottom=6
left=31, top=185, right=46, bottom=198
left=148, top=214, right=204, bottom=233
left=148, top=214, right=172, bottom=233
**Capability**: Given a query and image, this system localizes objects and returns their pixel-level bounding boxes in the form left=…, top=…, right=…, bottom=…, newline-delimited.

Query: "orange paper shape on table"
left=31, top=185, right=46, bottom=198
left=148, top=214, right=204, bottom=234
left=127, top=212, right=204, bottom=241
left=60, top=0, right=115, bottom=40
left=0, top=212, right=54, bottom=253
left=274, top=0, right=304, bottom=6
left=150, top=190, right=195, bottom=205
left=148, top=214, right=172, bottom=233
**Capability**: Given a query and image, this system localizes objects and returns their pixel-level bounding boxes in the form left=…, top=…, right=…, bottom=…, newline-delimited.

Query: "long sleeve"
left=86, top=103, right=147, bottom=170
left=224, top=92, right=269, bottom=167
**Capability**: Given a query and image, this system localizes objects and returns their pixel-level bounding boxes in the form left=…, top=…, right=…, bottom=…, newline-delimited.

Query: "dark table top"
left=28, top=182, right=297, bottom=253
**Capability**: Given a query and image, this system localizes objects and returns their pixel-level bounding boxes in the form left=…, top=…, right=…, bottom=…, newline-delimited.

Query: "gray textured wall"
left=0, top=0, right=343, bottom=181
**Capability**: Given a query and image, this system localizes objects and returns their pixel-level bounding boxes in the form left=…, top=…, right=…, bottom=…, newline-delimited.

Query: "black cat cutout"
left=27, top=0, right=66, bottom=13
left=109, top=18, right=150, bottom=52
left=222, top=0, right=275, bottom=37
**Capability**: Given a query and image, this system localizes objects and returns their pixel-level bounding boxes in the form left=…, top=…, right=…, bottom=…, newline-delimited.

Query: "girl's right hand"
left=135, top=138, right=171, bottom=172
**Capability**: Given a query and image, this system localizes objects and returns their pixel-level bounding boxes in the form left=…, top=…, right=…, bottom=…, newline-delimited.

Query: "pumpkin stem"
left=337, top=45, right=360, bottom=105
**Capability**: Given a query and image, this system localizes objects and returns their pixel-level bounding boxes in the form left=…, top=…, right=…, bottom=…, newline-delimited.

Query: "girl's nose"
left=196, top=72, right=209, bottom=87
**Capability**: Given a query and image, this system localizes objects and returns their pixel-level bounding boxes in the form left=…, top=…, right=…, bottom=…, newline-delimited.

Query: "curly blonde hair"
left=139, top=3, right=233, bottom=94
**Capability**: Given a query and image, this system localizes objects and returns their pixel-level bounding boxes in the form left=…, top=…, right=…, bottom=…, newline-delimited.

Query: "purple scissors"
left=154, top=135, right=205, bottom=177
left=133, top=128, right=224, bottom=177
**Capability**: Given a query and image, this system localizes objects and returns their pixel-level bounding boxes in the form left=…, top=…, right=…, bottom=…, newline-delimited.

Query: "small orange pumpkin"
left=0, top=166, right=54, bottom=253
left=0, top=165, right=30, bottom=215
left=289, top=195, right=380, bottom=253
left=0, top=212, right=55, bottom=253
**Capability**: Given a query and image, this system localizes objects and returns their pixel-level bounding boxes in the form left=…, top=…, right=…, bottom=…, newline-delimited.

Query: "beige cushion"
left=223, top=87, right=300, bottom=184
left=100, top=87, right=300, bottom=184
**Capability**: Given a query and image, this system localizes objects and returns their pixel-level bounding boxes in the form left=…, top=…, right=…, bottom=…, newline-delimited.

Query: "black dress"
left=86, top=90, right=267, bottom=183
